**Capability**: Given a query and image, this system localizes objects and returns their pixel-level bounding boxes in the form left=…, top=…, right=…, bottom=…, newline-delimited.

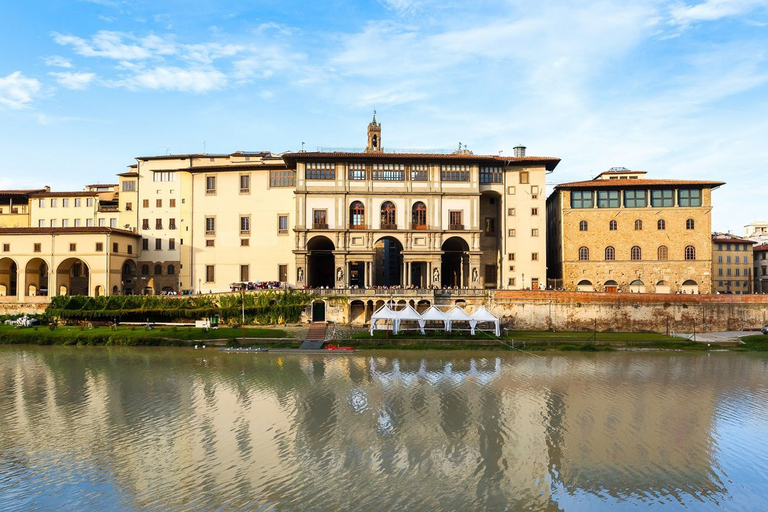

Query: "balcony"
left=349, top=223, right=366, bottom=230
left=412, top=224, right=427, bottom=230
left=381, top=223, right=397, bottom=230
left=449, top=224, right=464, bottom=230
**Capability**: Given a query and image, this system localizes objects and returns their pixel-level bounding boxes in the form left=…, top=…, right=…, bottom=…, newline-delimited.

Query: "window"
left=127, top=245, right=132, bottom=254
left=206, top=239, right=215, bottom=247
left=50, top=219, right=57, bottom=227
left=205, top=217, right=215, bottom=235
left=241, top=238, right=249, bottom=246
left=678, top=189, right=702, bottom=207
left=531, top=228, right=538, bottom=237
left=270, top=170, right=296, bottom=187
left=531, top=185, right=540, bottom=198
left=143, top=199, right=149, bottom=208
left=240, top=174, right=250, bottom=193
left=33, top=243, right=41, bottom=253
left=154, top=264, right=162, bottom=275
left=306, top=163, right=335, bottom=180
left=381, top=202, right=396, bottom=228
left=350, top=201, right=365, bottom=229
left=631, top=246, right=641, bottom=260
left=658, top=245, right=668, bottom=260
left=519, top=171, right=529, bottom=184
left=736, top=268, right=741, bottom=276
left=126, top=202, right=133, bottom=212
left=718, top=255, right=723, bottom=263
left=170, top=199, right=176, bottom=208
left=348, top=163, right=366, bottom=180
left=657, top=219, right=665, bottom=230
left=69, top=243, right=76, bottom=251
left=685, top=245, right=696, bottom=260
left=122, top=181, right=136, bottom=192
left=75, top=198, right=81, bottom=207
left=155, top=239, right=162, bottom=250
left=113, top=242, right=119, bottom=252
left=38, top=220, right=45, bottom=228
left=98, top=218, right=105, bottom=227
left=278, top=215, right=289, bottom=234
left=86, top=198, right=93, bottom=207
left=507, top=186, right=516, bottom=195
left=410, top=164, right=428, bottom=181
left=579, top=220, right=588, bottom=231
left=570, top=190, right=594, bottom=208
left=508, top=229, right=516, bottom=237
left=531, top=208, right=539, bottom=216
left=479, top=166, right=502, bottom=184
left=485, top=218, right=496, bottom=235
left=727, top=256, right=732, bottom=264
left=372, top=163, right=405, bottom=181
left=206, top=265, right=215, bottom=282
left=62, top=219, right=69, bottom=227
left=624, top=190, right=647, bottom=208
left=240, top=264, right=249, bottom=282
left=279, top=264, right=288, bottom=282
left=153, top=171, right=176, bottom=182
left=110, top=218, right=116, bottom=228
left=169, top=238, right=175, bottom=250
left=441, top=164, right=470, bottom=182
left=508, top=208, right=516, bottom=216
left=531, top=252, right=539, bottom=261
left=313, top=209, right=328, bottom=229
left=2, top=244, right=8, bottom=252
left=240, top=215, right=251, bottom=234
left=597, top=190, right=620, bottom=208
left=686, top=218, right=695, bottom=230
left=96, top=243, right=105, bottom=253
left=605, top=246, right=615, bottom=260
left=651, top=189, right=674, bottom=207
left=449, top=211, right=463, bottom=230
left=142, top=239, right=148, bottom=250
left=51, top=199, right=57, bottom=207
left=155, top=219, right=163, bottom=230
left=634, top=219, right=642, bottom=230
left=412, top=202, right=427, bottom=229
left=168, top=218, right=176, bottom=230
left=206, top=176, right=216, bottom=194
left=609, top=220, right=617, bottom=231
left=38, top=198, right=45, bottom=207
left=579, top=247, right=589, bottom=261
left=142, top=265, right=149, bottom=276
left=508, top=253, right=516, bottom=261
left=62, top=198, right=69, bottom=207
left=156, top=199, right=162, bottom=207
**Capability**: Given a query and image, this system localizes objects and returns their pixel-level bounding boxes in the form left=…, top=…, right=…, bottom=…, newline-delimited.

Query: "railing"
left=313, top=223, right=329, bottom=229
left=449, top=224, right=464, bottom=230
left=298, top=287, right=492, bottom=298
left=380, top=223, right=397, bottom=230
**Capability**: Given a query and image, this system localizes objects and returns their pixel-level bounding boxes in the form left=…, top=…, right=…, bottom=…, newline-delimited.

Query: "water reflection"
left=0, top=348, right=767, bottom=511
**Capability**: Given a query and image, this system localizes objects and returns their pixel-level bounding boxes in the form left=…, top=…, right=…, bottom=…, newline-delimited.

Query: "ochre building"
left=711, top=233, right=754, bottom=294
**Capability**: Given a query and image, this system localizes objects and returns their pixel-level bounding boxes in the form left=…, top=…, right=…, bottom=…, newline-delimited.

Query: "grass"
left=735, top=334, right=768, bottom=351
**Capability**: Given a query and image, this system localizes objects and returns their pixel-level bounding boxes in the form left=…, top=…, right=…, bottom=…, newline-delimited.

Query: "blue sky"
left=1, top=0, right=767, bottom=232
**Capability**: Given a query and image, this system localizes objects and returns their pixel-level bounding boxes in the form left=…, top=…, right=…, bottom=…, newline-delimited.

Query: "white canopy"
left=392, top=305, right=422, bottom=334
left=445, top=306, right=472, bottom=333
left=419, top=305, right=449, bottom=334
left=370, top=305, right=397, bottom=335
left=367, top=305, right=501, bottom=337
left=469, top=306, right=501, bottom=336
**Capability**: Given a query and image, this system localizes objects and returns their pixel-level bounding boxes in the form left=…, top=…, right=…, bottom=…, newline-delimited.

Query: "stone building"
left=547, top=168, right=723, bottom=294
left=754, top=243, right=768, bottom=293
left=711, top=233, right=754, bottom=294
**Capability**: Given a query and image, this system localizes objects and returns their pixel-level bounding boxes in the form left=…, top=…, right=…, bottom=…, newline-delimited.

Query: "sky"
left=1, top=0, right=767, bottom=233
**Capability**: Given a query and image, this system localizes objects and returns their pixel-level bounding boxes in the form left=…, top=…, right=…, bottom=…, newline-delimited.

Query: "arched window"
left=350, top=201, right=365, bottom=229
left=154, top=264, right=162, bottom=275
left=142, top=264, right=149, bottom=276
left=605, top=246, right=615, bottom=261
left=579, top=220, right=588, bottom=231
left=631, top=246, right=641, bottom=260
left=658, top=245, right=668, bottom=261
left=412, top=202, right=427, bottom=229
left=634, top=219, right=642, bottom=230
left=168, top=264, right=175, bottom=275
left=579, top=247, right=589, bottom=261
left=657, top=219, right=665, bottom=230
left=381, top=201, right=396, bottom=228
left=686, top=218, right=695, bottom=230
left=609, top=220, right=617, bottom=231
left=685, top=245, right=696, bottom=260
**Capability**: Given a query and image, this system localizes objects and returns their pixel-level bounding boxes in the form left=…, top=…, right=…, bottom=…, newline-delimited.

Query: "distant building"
left=744, top=221, right=768, bottom=243
left=754, top=243, right=768, bottom=294
left=711, top=233, right=754, bottom=294
left=547, top=168, right=724, bottom=294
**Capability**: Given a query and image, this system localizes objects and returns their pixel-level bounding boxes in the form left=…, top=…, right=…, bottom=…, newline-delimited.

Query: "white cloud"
left=670, top=0, right=768, bottom=26
left=125, top=66, right=226, bottom=92
left=52, top=30, right=174, bottom=60
left=0, top=72, right=42, bottom=109
left=43, top=55, right=73, bottom=68
left=49, top=71, right=97, bottom=90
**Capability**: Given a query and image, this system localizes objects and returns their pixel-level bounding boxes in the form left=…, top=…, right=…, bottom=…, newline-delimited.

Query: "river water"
left=1, top=347, right=768, bottom=511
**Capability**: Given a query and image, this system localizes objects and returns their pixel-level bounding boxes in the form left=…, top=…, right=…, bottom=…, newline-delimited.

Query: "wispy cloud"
left=52, top=30, right=175, bottom=60
left=669, top=0, right=768, bottom=26
left=49, top=71, right=96, bottom=90
left=0, top=72, right=42, bottom=109
left=121, top=66, right=227, bottom=92
left=43, top=55, right=73, bottom=68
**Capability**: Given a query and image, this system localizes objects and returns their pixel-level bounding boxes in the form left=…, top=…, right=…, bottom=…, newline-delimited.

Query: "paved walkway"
left=674, top=331, right=756, bottom=343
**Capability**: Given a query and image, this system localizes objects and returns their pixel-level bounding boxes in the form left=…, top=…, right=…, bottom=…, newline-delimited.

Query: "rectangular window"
left=156, top=199, right=162, bottom=207
left=441, top=165, right=470, bottom=182
left=98, top=218, right=105, bottom=227
left=508, top=278, right=516, bottom=286
left=62, top=198, right=69, bottom=207
left=95, top=243, right=103, bottom=252
left=410, top=164, right=428, bottom=181
left=570, top=190, right=594, bottom=208
left=485, top=265, right=497, bottom=285
left=142, top=199, right=149, bottom=208
left=2, top=244, right=8, bottom=252
left=75, top=198, right=81, bottom=207
left=531, top=207, right=539, bottom=216
left=241, top=238, right=249, bottom=247
left=86, top=198, right=93, bottom=207
left=270, top=170, right=296, bottom=187
left=170, top=199, right=176, bottom=207
left=126, top=202, right=133, bottom=211
left=278, top=215, right=289, bottom=234
left=279, top=264, right=288, bottom=282
left=531, top=252, right=539, bottom=261
left=34, top=243, right=41, bottom=252
left=305, top=162, right=335, bottom=180
left=313, top=209, right=328, bottom=229
left=484, top=218, right=496, bottom=236
left=727, top=268, right=732, bottom=276
left=155, top=219, right=163, bottom=230
left=122, top=180, right=136, bottom=192
left=651, top=189, right=674, bottom=207
left=624, top=189, right=647, bottom=208
left=531, top=228, right=539, bottom=237
left=727, top=256, right=731, bottom=264
left=205, top=175, right=216, bottom=194
left=678, top=188, right=702, bottom=207
left=69, top=243, right=76, bottom=251
left=142, top=239, right=149, bottom=250
left=240, top=174, right=251, bottom=193
left=718, top=256, right=723, bottom=263
left=508, top=253, right=515, bottom=261
left=597, top=190, right=620, bottom=208
left=112, top=242, right=118, bottom=252
left=372, top=163, right=405, bottom=181
left=519, top=171, right=529, bottom=184
left=169, top=238, right=175, bottom=250
left=38, top=198, right=45, bottom=207
left=62, top=219, right=69, bottom=227
left=152, top=171, right=176, bottom=182
left=205, top=217, right=215, bottom=235
left=51, top=199, right=57, bottom=207
left=449, top=211, right=463, bottom=230
left=531, top=185, right=540, bottom=198
left=50, top=219, right=57, bottom=227
left=508, top=229, right=516, bottom=237
left=508, top=208, right=516, bottom=216
left=240, top=215, right=251, bottom=234
left=240, top=265, right=249, bottom=282
left=206, top=239, right=215, bottom=247
left=127, top=245, right=132, bottom=254
left=508, top=186, right=516, bottom=195
left=169, top=218, right=176, bottom=230
left=479, top=166, right=502, bottom=184
left=348, top=163, right=367, bottom=180
left=154, top=239, right=161, bottom=250
left=142, top=219, right=149, bottom=230
left=206, top=265, right=215, bottom=283
left=38, top=220, right=45, bottom=227
left=110, top=218, right=116, bottom=228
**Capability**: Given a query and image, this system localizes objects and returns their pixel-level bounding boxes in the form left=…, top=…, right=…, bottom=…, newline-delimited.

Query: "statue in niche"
left=297, top=267, right=304, bottom=282
left=472, top=267, right=479, bottom=282
left=337, top=267, right=344, bottom=282
left=433, top=267, right=440, bottom=283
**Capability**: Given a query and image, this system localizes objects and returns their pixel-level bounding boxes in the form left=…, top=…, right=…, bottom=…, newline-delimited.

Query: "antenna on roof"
left=301, top=142, right=305, bottom=152
left=164, top=146, right=170, bottom=155
left=203, top=140, right=207, bottom=153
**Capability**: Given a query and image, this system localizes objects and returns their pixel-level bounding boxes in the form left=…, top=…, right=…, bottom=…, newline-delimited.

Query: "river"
left=1, top=346, right=767, bottom=511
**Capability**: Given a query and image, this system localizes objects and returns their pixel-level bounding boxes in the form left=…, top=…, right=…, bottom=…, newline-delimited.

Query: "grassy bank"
left=0, top=325, right=289, bottom=346
left=735, top=334, right=768, bottom=351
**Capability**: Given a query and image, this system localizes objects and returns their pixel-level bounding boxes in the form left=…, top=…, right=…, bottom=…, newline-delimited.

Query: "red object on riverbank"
left=324, top=343, right=354, bottom=351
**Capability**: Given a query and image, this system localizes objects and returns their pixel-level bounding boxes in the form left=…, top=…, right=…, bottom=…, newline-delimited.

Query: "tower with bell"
left=365, top=110, right=382, bottom=153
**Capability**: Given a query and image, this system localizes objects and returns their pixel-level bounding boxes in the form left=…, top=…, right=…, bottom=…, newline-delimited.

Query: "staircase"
left=299, top=322, right=328, bottom=349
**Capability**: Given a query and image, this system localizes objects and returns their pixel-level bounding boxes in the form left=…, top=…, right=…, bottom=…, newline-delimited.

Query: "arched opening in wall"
left=56, top=258, right=90, bottom=296
left=0, top=258, right=18, bottom=297
left=454, top=299, right=467, bottom=307
left=416, top=299, right=431, bottom=313
left=682, top=279, right=699, bottom=294
left=350, top=300, right=366, bottom=325
left=629, top=279, right=646, bottom=293
left=25, top=258, right=49, bottom=296
left=143, top=286, right=154, bottom=295
left=161, top=286, right=174, bottom=294
left=604, top=280, right=618, bottom=293
left=441, top=237, right=470, bottom=288
left=95, top=285, right=104, bottom=296
left=112, top=285, right=119, bottom=295
left=374, top=236, right=403, bottom=287
left=380, top=201, right=397, bottom=229
left=576, top=279, right=594, bottom=292
left=655, top=280, right=671, bottom=294
left=122, top=260, right=137, bottom=294
left=311, top=300, right=326, bottom=322
left=307, top=236, right=335, bottom=288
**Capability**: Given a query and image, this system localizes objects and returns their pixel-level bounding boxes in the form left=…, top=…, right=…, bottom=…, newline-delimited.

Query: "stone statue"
left=472, top=267, right=478, bottom=282
left=337, top=267, right=344, bottom=282
left=433, top=267, right=440, bottom=282
left=297, top=267, right=304, bottom=282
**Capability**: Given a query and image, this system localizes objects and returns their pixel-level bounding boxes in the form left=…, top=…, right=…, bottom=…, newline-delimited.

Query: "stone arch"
left=380, top=201, right=397, bottom=229
left=604, top=280, right=618, bottom=293
left=307, top=236, right=336, bottom=288
left=349, top=300, right=366, bottom=325
left=56, top=258, right=90, bottom=296
left=682, top=279, right=699, bottom=294
left=374, top=236, right=403, bottom=287
left=416, top=299, right=431, bottom=313
left=0, top=257, right=18, bottom=297
left=441, top=236, right=470, bottom=288
left=24, top=258, right=49, bottom=296
left=655, top=280, right=671, bottom=294
left=576, top=279, right=594, bottom=292
left=95, top=285, right=104, bottom=296
left=629, top=279, right=646, bottom=293
left=122, top=260, right=137, bottom=294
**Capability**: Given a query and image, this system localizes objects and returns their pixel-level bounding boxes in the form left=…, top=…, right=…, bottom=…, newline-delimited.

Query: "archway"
left=95, top=285, right=104, bottom=296
left=374, top=236, right=403, bottom=287
left=629, top=279, right=646, bottom=293
left=312, top=300, right=326, bottom=322
left=24, top=258, right=49, bottom=296
left=604, top=280, right=618, bottom=293
left=576, top=279, right=594, bottom=292
left=349, top=300, right=366, bottom=325
left=681, top=280, right=699, bottom=294
left=0, top=258, right=18, bottom=296
left=56, top=258, right=90, bottom=296
left=655, top=280, right=671, bottom=294
left=441, top=237, right=470, bottom=288
left=122, top=260, right=137, bottom=295
left=307, top=236, right=335, bottom=288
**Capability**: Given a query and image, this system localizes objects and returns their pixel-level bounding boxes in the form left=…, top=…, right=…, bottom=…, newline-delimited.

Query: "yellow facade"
left=711, top=234, right=754, bottom=294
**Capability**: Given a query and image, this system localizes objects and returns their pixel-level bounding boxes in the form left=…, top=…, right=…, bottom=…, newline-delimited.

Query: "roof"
left=186, top=162, right=289, bottom=172
left=281, top=151, right=561, bottom=171
left=0, top=227, right=141, bottom=237
left=30, top=191, right=99, bottom=197
left=554, top=178, right=725, bottom=190
left=85, top=184, right=118, bottom=188
left=0, top=189, right=48, bottom=197
left=712, top=233, right=754, bottom=244
left=136, top=153, right=229, bottom=161
left=754, top=243, right=768, bottom=252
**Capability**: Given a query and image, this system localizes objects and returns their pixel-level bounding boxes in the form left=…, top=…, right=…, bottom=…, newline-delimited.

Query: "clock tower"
left=366, top=111, right=382, bottom=153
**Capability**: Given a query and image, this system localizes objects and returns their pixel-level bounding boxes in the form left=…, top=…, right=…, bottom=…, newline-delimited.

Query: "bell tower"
left=366, top=110, right=382, bottom=153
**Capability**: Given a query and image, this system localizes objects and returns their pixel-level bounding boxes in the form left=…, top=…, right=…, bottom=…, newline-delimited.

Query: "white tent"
left=370, top=305, right=398, bottom=335
left=469, top=306, right=501, bottom=336
left=393, top=305, right=422, bottom=334
left=420, top=306, right=449, bottom=334
left=445, top=306, right=472, bottom=333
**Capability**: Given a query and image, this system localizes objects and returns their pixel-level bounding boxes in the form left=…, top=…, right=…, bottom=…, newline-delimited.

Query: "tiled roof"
left=30, top=191, right=99, bottom=197
left=187, top=162, right=289, bottom=172
left=0, top=189, right=48, bottom=196
left=754, top=243, right=768, bottom=252
left=282, top=151, right=561, bottom=170
left=712, top=234, right=754, bottom=244
left=0, top=227, right=141, bottom=237
left=555, top=179, right=725, bottom=189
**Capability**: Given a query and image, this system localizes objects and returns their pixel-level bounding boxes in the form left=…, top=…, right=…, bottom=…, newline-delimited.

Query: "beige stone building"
left=711, top=233, right=754, bottom=294
left=754, top=243, right=768, bottom=293
left=547, top=169, right=723, bottom=294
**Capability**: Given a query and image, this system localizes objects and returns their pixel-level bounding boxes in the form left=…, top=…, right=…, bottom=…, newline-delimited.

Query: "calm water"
left=1, top=347, right=768, bottom=511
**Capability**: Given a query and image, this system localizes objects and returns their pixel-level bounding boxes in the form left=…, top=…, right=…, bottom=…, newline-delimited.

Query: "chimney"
left=44, top=185, right=51, bottom=192
left=513, top=145, right=526, bottom=158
